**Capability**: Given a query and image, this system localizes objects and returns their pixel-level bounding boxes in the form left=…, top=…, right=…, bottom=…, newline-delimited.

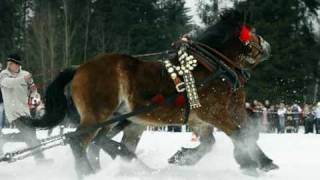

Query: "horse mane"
left=196, top=9, right=247, bottom=50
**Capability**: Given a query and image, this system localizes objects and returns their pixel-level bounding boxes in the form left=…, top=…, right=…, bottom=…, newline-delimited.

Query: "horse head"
left=197, top=9, right=271, bottom=70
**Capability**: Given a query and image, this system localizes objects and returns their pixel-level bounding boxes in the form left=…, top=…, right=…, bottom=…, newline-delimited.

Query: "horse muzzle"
left=260, top=38, right=271, bottom=61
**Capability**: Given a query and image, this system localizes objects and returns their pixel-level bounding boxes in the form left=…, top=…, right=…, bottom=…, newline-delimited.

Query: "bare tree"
left=30, top=8, right=47, bottom=87
left=27, top=1, right=60, bottom=91
left=46, top=2, right=58, bottom=81
left=83, top=1, right=92, bottom=62
left=62, top=0, right=81, bottom=67
left=62, top=0, right=70, bottom=67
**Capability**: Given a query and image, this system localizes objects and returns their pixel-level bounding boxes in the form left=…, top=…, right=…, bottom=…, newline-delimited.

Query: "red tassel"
left=239, top=25, right=251, bottom=42
left=175, top=94, right=186, bottom=106
left=151, top=94, right=165, bottom=104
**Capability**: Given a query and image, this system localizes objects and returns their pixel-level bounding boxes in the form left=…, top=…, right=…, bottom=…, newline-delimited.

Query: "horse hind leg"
left=87, top=128, right=108, bottom=171
left=92, top=127, right=152, bottom=172
left=87, top=124, right=141, bottom=170
left=121, top=122, right=145, bottom=155
left=87, top=120, right=142, bottom=170
left=69, top=132, right=95, bottom=179
left=69, top=116, right=102, bottom=179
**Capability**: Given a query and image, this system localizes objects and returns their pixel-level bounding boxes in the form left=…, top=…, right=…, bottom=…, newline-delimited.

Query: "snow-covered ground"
left=0, top=129, right=319, bottom=180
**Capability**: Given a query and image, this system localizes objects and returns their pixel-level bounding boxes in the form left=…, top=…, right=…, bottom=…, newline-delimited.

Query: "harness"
left=135, top=37, right=253, bottom=124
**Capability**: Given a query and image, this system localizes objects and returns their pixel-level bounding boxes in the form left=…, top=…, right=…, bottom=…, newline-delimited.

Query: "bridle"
left=193, top=41, right=242, bottom=71
left=239, top=34, right=265, bottom=66
left=181, top=31, right=265, bottom=73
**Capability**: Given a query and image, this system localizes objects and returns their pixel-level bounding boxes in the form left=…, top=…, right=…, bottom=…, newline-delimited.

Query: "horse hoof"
left=76, top=162, right=96, bottom=177
left=36, top=158, right=54, bottom=166
left=80, top=167, right=95, bottom=177
left=260, top=162, right=279, bottom=172
left=241, top=168, right=259, bottom=177
left=168, top=148, right=200, bottom=166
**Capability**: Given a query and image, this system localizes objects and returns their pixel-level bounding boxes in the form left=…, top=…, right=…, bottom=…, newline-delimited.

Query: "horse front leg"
left=231, top=124, right=279, bottom=172
left=227, top=91, right=278, bottom=173
left=168, top=120, right=215, bottom=166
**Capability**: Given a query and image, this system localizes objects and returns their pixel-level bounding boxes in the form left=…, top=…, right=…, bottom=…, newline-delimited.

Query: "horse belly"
left=136, top=107, right=186, bottom=126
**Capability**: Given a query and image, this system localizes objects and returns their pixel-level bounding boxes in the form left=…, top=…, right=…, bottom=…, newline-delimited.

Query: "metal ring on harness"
left=175, top=82, right=185, bottom=92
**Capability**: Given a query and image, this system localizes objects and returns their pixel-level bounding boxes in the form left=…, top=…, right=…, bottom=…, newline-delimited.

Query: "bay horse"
left=86, top=10, right=273, bottom=169
left=28, top=9, right=278, bottom=178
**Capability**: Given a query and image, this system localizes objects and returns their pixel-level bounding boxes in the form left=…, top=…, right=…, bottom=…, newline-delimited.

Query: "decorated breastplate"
left=162, top=37, right=201, bottom=109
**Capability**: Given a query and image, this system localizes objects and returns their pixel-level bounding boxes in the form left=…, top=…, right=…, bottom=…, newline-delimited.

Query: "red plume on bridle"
left=239, top=25, right=251, bottom=42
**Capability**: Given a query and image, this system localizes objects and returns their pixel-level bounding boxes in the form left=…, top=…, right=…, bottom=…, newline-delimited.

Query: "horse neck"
left=218, top=43, right=242, bottom=68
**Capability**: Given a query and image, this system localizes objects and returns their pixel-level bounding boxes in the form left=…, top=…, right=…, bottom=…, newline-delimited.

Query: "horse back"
left=70, top=53, right=176, bottom=123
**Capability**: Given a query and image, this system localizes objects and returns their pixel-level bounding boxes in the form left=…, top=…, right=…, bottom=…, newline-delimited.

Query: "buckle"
left=176, top=82, right=185, bottom=92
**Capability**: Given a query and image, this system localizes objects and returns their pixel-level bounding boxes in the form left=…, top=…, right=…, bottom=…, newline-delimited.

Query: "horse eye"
left=251, top=28, right=256, bottom=34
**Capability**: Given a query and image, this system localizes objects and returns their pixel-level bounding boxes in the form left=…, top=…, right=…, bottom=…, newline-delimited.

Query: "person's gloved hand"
left=24, top=73, right=35, bottom=86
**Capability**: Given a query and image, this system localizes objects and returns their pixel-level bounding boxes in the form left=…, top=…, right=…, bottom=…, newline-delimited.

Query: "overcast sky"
left=184, top=0, right=202, bottom=25
left=184, top=0, right=319, bottom=33
left=184, top=0, right=234, bottom=25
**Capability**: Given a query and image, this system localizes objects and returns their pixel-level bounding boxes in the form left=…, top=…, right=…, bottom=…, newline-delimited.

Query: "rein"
left=193, top=41, right=242, bottom=71
left=182, top=39, right=246, bottom=91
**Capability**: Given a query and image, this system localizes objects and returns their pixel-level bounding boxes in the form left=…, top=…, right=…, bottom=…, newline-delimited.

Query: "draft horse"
left=28, top=9, right=278, bottom=178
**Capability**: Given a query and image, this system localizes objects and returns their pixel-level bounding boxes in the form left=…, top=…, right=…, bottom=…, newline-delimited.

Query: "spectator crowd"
left=148, top=100, right=320, bottom=134
left=246, top=100, right=320, bottom=134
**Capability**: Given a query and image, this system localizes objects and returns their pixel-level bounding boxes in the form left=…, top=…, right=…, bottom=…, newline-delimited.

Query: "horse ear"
left=240, top=10, right=252, bottom=25
left=246, top=11, right=252, bottom=24
left=242, top=11, right=253, bottom=26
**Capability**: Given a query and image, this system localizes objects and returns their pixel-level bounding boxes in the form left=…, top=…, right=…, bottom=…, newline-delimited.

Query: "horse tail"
left=31, top=68, right=77, bottom=128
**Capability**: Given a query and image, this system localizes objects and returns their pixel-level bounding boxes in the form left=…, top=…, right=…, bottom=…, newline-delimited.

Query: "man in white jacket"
left=0, top=62, right=4, bottom=129
left=277, top=103, right=287, bottom=133
left=312, top=102, right=320, bottom=134
left=0, top=54, right=47, bottom=162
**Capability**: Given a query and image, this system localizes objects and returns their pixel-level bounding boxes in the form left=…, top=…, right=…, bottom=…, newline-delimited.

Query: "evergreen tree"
left=6, top=0, right=192, bottom=90
left=0, top=0, right=25, bottom=61
left=89, top=0, right=191, bottom=54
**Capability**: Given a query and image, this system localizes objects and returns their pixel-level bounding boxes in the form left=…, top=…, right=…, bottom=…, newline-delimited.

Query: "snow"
left=1, top=129, right=320, bottom=180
